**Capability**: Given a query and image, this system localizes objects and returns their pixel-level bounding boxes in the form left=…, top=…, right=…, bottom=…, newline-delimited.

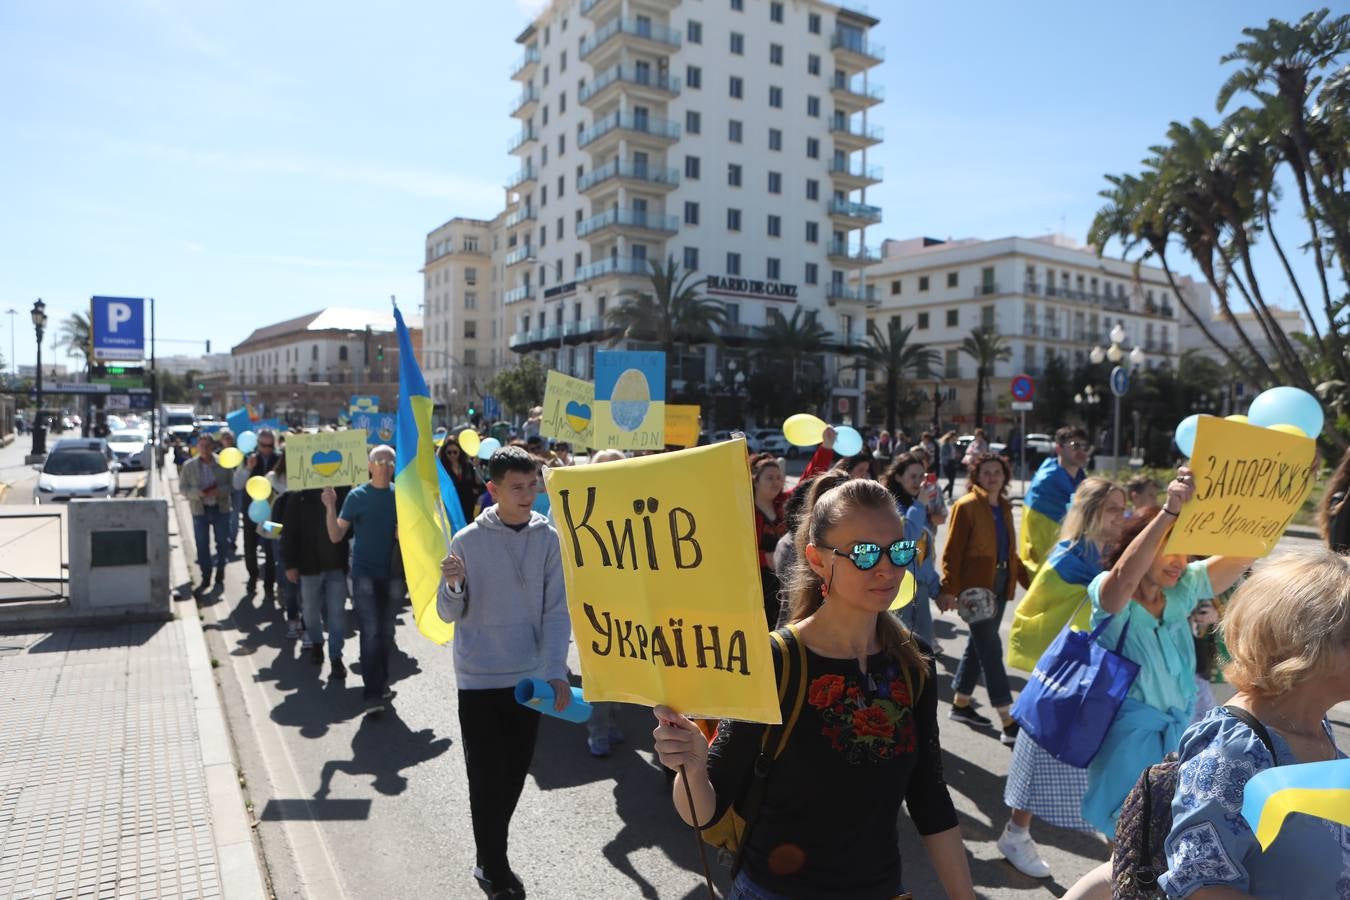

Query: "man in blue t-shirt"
left=322, top=444, right=398, bottom=713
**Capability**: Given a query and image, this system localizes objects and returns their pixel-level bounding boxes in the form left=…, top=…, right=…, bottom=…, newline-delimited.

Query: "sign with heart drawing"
left=541, top=369, right=595, bottom=448
left=286, top=429, right=371, bottom=491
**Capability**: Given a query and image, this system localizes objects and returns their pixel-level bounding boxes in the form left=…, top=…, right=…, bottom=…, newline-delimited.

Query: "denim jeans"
left=243, top=523, right=275, bottom=586
left=951, top=596, right=1012, bottom=708
left=192, top=507, right=231, bottom=573
left=274, top=543, right=300, bottom=621
left=300, top=570, right=347, bottom=662
left=351, top=576, right=394, bottom=699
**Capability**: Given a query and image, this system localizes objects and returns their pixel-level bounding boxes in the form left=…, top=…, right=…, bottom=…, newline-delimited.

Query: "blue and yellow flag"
left=1007, top=538, right=1102, bottom=672
left=1018, top=457, right=1086, bottom=578
left=1242, top=758, right=1350, bottom=850
left=393, top=306, right=455, bottom=644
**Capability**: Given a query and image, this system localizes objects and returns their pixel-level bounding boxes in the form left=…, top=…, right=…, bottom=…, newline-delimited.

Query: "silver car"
left=34, top=448, right=117, bottom=503
left=107, top=429, right=151, bottom=471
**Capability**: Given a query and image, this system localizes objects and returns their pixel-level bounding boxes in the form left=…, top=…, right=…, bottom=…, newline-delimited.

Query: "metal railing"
left=509, top=85, right=539, bottom=115
left=508, top=127, right=537, bottom=152
left=972, top=283, right=1000, bottom=297
left=828, top=197, right=883, bottom=221
left=577, top=208, right=678, bottom=237
left=504, top=284, right=533, bottom=304
left=579, top=112, right=681, bottom=147
left=580, top=65, right=680, bottom=103
left=503, top=206, right=536, bottom=228
left=504, top=244, right=536, bottom=266
left=505, top=166, right=537, bottom=191
left=580, top=17, right=681, bottom=60
left=828, top=160, right=883, bottom=180
left=828, top=282, right=869, bottom=302
left=578, top=256, right=651, bottom=280
left=830, top=77, right=885, bottom=102
left=827, top=241, right=880, bottom=262
left=828, top=120, right=884, bottom=141
left=510, top=46, right=540, bottom=78
left=578, top=159, right=679, bottom=191
left=830, top=31, right=885, bottom=61
left=0, top=511, right=66, bottom=603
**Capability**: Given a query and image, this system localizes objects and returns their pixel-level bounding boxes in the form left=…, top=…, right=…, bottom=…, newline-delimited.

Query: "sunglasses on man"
left=818, top=539, right=917, bottom=571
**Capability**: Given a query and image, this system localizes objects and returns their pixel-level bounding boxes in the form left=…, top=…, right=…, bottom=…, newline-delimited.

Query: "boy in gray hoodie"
left=437, top=445, right=571, bottom=899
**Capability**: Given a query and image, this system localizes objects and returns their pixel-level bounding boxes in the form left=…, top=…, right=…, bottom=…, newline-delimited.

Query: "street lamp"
left=1089, top=324, right=1146, bottom=462
left=712, top=362, right=747, bottom=430
left=29, top=299, right=48, bottom=457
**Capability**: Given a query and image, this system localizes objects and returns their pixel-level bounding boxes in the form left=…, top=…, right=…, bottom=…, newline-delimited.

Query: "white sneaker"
left=998, top=825, right=1052, bottom=879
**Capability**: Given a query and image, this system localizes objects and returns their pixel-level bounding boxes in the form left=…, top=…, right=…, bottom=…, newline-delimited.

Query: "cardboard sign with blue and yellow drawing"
left=349, top=395, right=380, bottom=415
left=350, top=411, right=398, bottom=446
left=541, top=370, right=595, bottom=448
left=286, top=429, right=371, bottom=491
left=594, top=351, right=666, bottom=450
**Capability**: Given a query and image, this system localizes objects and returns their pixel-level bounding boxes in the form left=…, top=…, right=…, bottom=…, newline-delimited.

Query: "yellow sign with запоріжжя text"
left=1165, top=416, right=1316, bottom=558
left=544, top=439, right=780, bottom=724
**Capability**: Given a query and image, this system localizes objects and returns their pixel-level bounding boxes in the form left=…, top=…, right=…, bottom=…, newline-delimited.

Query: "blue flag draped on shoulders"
left=1018, top=457, right=1086, bottom=579
left=393, top=305, right=456, bottom=644
left=1007, top=538, right=1103, bottom=673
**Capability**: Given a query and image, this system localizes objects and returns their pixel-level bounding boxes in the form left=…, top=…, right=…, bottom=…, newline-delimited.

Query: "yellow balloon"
left=246, top=475, right=271, bottom=501
left=1225, top=414, right=1249, bottom=424
left=458, top=429, right=481, bottom=456
left=889, top=570, right=917, bottom=611
left=1267, top=423, right=1307, bottom=438
left=783, top=413, right=828, bottom=447
left=217, top=447, right=244, bottom=469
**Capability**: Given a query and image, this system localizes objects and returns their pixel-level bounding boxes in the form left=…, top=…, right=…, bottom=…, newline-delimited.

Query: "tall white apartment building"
left=424, top=0, right=885, bottom=422
left=864, top=234, right=1204, bottom=430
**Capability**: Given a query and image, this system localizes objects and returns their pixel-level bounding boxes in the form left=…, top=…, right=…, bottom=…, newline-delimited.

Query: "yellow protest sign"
left=286, top=429, right=371, bottom=491
left=663, top=405, right=701, bottom=448
left=545, top=440, right=780, bottom=723
left=1166, top=417, right=1316, bottom=558
left=541, top=370, right=595, bottom=447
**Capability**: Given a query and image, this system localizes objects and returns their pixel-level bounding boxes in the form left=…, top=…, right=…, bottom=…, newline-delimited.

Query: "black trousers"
left=243, top=524, right=275, bottom=585
left=457, top=687, right=541, bottom=879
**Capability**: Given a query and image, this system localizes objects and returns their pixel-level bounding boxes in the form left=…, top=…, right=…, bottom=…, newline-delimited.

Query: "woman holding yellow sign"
left=653, top=479, right=975, bottom=900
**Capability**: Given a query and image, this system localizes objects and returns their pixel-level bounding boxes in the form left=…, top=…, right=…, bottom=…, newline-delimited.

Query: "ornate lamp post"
left=30, top=299, right=48, bottom=457
left=1089, top=324, right=1145, bottom=462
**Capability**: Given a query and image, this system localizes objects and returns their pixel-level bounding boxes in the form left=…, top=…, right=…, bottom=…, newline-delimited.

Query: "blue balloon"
left=236, top=431, right=258, bottom=453
left=1246, top=386, right=1324, bottom=437
left=833, top=425, right=864, bottom=457
left=247, top=498, right=271, bottom=524
left=1175, top=414, right=1204, bottom=457
left=477, top=437, right=502, bottom=460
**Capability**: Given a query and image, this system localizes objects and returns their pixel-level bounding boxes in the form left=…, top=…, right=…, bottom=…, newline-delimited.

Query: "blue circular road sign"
left=1110, top=365, right=1130, bottom=397
left=1010, top=374, right=1035, bottom=402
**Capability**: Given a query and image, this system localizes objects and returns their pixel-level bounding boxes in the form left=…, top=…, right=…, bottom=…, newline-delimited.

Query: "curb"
left=166, top=471, right=269, bottom=900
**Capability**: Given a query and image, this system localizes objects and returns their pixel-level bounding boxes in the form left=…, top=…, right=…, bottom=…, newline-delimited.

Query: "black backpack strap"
left=1223, top=705, right=1278, bottom=763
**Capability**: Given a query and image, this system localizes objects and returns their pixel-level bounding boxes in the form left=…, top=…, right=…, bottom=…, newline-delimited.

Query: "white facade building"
left=423, top=0, right=885, bottom=422
left=864, top=234, right=1204, bottom=430
left=1178, top=305, right=1305, bottom=414
left=155, top=353, right=233, bottom=377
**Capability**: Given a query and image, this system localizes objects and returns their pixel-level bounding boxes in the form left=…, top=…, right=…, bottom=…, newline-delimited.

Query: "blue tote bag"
left=1010, top=604, right=1140, bottom=768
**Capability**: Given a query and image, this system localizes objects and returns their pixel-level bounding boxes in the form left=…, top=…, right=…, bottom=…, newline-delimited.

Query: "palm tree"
left=755, top=307, right=830, bottom=395
left=606, top=256, right=727, bottom=391
left=852, top=320, right=937, bottom=436
left=959, top=327, right=1011, bottom=431
left=57, top=312, right=92, bottom=373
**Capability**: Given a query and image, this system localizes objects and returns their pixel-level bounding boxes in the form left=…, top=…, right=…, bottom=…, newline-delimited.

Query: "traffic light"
left=205, top=340, right=211, bottom=353
left=197, top=382, right=205, bottom=390
left=376, top=345, right=385, bottom=361
left=467, top=405, right=476, bottom=419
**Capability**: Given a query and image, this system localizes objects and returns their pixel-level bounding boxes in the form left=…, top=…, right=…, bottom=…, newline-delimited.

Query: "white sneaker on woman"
left=998, top=823, right=1052, bottom=878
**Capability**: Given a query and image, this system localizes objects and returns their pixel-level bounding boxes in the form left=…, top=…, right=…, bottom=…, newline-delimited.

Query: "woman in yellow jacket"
left=939, top=453, right=1028, bottom=744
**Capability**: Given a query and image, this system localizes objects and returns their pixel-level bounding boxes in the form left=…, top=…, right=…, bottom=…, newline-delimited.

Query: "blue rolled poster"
left=514, top=678, right=593, bottom=724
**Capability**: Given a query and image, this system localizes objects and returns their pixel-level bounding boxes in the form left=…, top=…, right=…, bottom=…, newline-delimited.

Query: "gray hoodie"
left=435, top=507, right=571, bottom=690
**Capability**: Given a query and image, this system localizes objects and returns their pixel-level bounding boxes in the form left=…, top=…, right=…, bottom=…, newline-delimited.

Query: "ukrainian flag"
left=1018, top=457, right=1085, bottom=578
left=393, top=305, right=455, bottom=644
left=1007, top=538, right=1102, bottom=672
left=1242, top=758, right=1350, bottom=850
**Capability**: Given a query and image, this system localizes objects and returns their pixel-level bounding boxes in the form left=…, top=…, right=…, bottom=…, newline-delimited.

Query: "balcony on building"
left=579, top=17, right=681, bottom=66
left=830, top=74, right=884, bottom=110
left=577, top=256, right=652, bottom=282
left=512, top=315, right=616, bottom=352
left=506, top=164, right=538, bottom=193
left=580, top=64, right=681, bottom=108
left=508, top=125, right=538, bottom=153
left=581, top=0, right=677, bottom=21
left=830, top=29, right=885, bottom=69
left=511, top=45, right=540, bottom=80
left=504, top=284, right=534, bottom=305
left=827, top=281, right=872, bottom=306
left=972, top=282, right=1001, bottom=297
left=829, top=117, right=883, bottom=149
left=828, top=159, right=883, bottom=189
left=827, top=241, right=880, bottom=268
left=577, top=208, right=678, bottom=240
left=510, top=84, right=540, bottom=118
left=578, top=159, right=679, bottom=194
left=828, top=197, right=883, bottom=227
left=578, top=111, right=680, bottom=154
left=503, top=205, right=536, bottom=229
left=504, top=243, right=536, bottom=267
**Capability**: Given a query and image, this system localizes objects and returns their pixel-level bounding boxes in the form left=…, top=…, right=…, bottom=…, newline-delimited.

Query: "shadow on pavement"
left=314, top=705, right=453, bottom=800
left=25, top=621, right=167, bottom=653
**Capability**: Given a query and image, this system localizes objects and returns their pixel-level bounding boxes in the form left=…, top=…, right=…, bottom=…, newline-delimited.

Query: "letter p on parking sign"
left=91, top=296, right=146, bottom=361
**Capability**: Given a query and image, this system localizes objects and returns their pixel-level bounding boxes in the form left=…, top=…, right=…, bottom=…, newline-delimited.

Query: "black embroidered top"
left=706, top=635, right=957, bottom=899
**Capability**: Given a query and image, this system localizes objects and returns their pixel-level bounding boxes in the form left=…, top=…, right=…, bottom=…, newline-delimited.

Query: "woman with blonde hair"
left=653, top=480, right=975, bottom=898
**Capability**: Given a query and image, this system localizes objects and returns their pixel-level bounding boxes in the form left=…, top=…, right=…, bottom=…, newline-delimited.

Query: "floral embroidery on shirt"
left=807, top=665, right=915, bottom=764
left=1164, top=821, right=1246, bottom=895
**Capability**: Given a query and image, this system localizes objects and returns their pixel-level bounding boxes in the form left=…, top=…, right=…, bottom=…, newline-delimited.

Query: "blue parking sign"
left=91, top=296, right=145, bottom=360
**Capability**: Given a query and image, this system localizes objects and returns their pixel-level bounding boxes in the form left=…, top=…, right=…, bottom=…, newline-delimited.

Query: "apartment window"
left=945, top=348, right=960, bottom=377
left=807, top=96, right=820, bottom=117
left=540, top=185, right=547, bottom=206
left=807, top=53, right=821, bottom=76
left=464, top=320, right=477, bottom=339
left=684, top=201, right=700, bottom=225
left=543, top=65, right=549, bottom=86
left=465, top=267, right=478, bottom=285
left=918, top=312, right=930, bottom=329
left=946, top=309, right=958, bottom=327
left=768, top=128, right=783, bottom=151
left=767, top=257, right=781, bottom=280
left=768, top=171, right=782, bottom=194
left=540, top=145, right=548, bottom=166
left=731, top=0, right=743, bottom=10
left=538, top=224, right=546, bottom=247
left=729, top=76, right=743, bottom=99
left=555, top=259, right=563, bottom=281
left=890, top=280, right=901, bottom=295
left=557, top=133, right=565, bottom=154
left=339, top=345, right=348, bottom=363
left=685, top=155, right=701, bottom=179
left=982, top=305, right=996, bottom=329
left=728, top=119, right=743, bottom=142
left=557, top=175, right=564, bottom=198
left=918, top=275, right=930, bottom=292
left=808, top=12, right=821, bottom=33
left=806, top=178, right=819, bottom=201
left=556, top=216, right=563, bottom=239
left=684, top=247, right=699, bottom=270
left=770, top=43, right=783, bottom=65
left=574, top=252, right=582, bottom=273
left=772, top=2, right=785, bottom=21
left=767, top=214, right=781, bottom=237
left=559, top=90, right=566, bottom=113
left=462, top=348, right=478, bottom=367
left=805, top=262, right=818, bottom=285
left=727, top=252, right=741, bottom=275
left=728, top=163, right=742, bottom=187
left=687, top=20, right=702, bottom=43
left=805, top=221, right=819, bottom=243
left=542, top=104, right=548, bottom=126
left=730, top=32, right=744, bottom=54
left=465, top=291, right=478, bottom=309
left=685, top=110, right=701, bottom=134
left=575, top=207, right=582, bottom=224
left=686, top=65, right=702, bottom=89
left=946, top=271, right=958, bottom=288
left=727, top=208, right=742, bottom=231
left=768, top=86, right=782, bottom=108
left=806, top=137, right=819, bottom=159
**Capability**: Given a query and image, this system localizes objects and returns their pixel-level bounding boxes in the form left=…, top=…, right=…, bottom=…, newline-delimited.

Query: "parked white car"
left=107, top=429, right=151, bottom=471
left=34, top=448, right=118, bottom=504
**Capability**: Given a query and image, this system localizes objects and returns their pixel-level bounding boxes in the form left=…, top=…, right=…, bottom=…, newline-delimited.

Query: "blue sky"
left=0, top=0, right=1330, bottom=371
